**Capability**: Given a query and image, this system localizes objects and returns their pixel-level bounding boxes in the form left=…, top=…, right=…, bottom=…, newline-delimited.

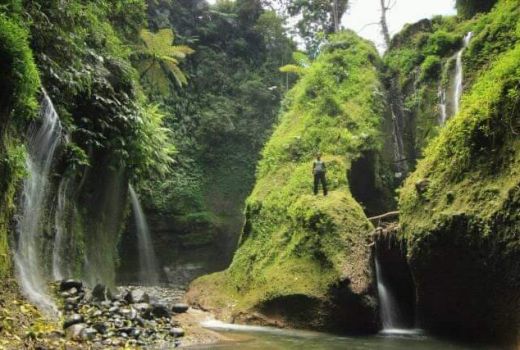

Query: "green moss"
left=189, top=32, right=383, bottom=326
left=0, top=13, right=40, bottom=124
left=420, top=55, right=442, bottom=81
left=400, top=42, right=520, bottom=236
left=0, top=12, right=40, bottom=278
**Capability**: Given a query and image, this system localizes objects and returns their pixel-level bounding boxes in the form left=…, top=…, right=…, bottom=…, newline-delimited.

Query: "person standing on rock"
left=312, top=153, right=328, bottom=196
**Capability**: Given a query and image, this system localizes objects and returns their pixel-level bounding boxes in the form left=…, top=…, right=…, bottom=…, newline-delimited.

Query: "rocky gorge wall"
left=398, top=0, right=520, bottom=347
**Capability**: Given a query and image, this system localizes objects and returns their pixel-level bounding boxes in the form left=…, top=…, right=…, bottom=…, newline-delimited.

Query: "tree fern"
left=135, top=28, right=194, bottom=94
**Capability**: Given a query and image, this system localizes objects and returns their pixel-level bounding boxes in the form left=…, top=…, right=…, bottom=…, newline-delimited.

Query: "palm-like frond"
left=136, top=28, right=194, bottom=91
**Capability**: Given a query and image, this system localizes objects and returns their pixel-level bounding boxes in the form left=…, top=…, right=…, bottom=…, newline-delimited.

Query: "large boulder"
left=188, top=32, right=390, bottom=334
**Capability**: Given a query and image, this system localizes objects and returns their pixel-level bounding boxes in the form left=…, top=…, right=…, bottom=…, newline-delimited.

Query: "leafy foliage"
left=456, top=0, right=499, bottom=18
left=136, top=28, right=194, bottom=94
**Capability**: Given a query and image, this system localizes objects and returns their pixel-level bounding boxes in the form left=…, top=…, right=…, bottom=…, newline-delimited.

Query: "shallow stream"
left=188, top=321, right=496, bottom=350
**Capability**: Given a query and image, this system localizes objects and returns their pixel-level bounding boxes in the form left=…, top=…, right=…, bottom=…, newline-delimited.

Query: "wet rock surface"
left=57, top=282, right=188, bottom=348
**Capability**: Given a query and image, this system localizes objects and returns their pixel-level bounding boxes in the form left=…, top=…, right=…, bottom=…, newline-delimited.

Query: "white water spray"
left=439, top=32, right=473, bottom=124
left=52, top=177, right=71, bottom=281
left=453, top=32, right=473, bottom=115
left=15, top=90, right=62, bottom=313
left=438, top=87, right=448, bottom=124
left=374, top=255, right=402, bottom=330
left=129, top=185, right=160, bottom=285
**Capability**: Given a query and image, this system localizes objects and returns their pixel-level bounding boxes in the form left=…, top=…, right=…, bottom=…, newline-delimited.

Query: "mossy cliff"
left=188, top=32, right=389, bottom=333
left=0, top=12, right=40, bottom=279
left=399, top=0, right=520, bottom=346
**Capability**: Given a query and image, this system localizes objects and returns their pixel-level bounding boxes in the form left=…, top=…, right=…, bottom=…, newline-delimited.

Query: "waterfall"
left=454, top=32, right=473, bottom=115
left=52, top=177, right=71, bottom=281
left=438, top=87, right=448, bottom=124
left=439, top=32, right=473, bottom=124
left=128, top=185, right=160, bottom=285
left=375, top=254, right=403, bottom=330
left=14, top=90, right=62, bottom=313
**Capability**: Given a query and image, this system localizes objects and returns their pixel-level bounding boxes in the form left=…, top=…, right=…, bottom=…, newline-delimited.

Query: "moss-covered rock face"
left=188, top=32, right=386, bottom=333
left=399, top=1, right=520, bottom=345
left=0, top=13, right=40, bottom=278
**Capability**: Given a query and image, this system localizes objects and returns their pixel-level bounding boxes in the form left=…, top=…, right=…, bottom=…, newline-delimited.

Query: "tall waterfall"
left=438, top=87, right=448, bottom=124
left=374, top=255, right=402, bottom=330
left=14, top=90, right=62, bottom=313
left=439, top=32, right=473, bottom=124
left=52, top=177, right=71, bottom=281
left=129, top=185, right=160, bottom=285
left=454, top=32, right=473, bottom=115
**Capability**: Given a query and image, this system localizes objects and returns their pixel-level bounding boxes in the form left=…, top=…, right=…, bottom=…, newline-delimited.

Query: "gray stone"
left=124, top=290, right=150, bottom=304
left=171, top=303, right=189, bottom=314
left=92, top=284, right=112, bottom=302
left=151, top=303, right=171, bottom=318
left=170, top=327, right=185, bottom=337
left=60, top=279, right=83, bottom=292
left=80, top=327, right=97, bottom=341
left=65, top=323, right=88, bottom=341
left=63, top=314, right=84, bottom=329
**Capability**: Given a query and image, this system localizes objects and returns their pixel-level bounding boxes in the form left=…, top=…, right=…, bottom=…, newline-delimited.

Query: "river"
left=187, top=321, right=496, bottom=350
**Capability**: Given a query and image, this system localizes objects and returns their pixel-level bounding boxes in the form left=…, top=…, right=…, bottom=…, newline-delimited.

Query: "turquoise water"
left=187, top=321, right=496, bottom=350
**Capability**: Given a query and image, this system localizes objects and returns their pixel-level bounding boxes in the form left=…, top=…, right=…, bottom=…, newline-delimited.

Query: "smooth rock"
left=92, top=284, right=112, bottom=302
left=92, top=322, right=107, bottom=334
left=108, top=306, right=119, bottom=314
left=63, top=314, right=84, bottom=329
left=80, top=327, right=97, bottom=341
left=65, top=323, right=88, bottom=341
left=171, top=303, right=189, bottom=314
left=151, top=304, right=171, bottom=318
left=170, top=327, right=185, bottom=337
left=120, top=307, right=138, bottom=320
left=124, top=290, right=150, bottom=304
left=65, top=296, right=81, bottom=304
left=60, top=279, right=83, bottom=292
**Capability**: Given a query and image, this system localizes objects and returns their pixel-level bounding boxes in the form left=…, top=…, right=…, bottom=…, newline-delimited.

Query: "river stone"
left=63, top=314, right=84, bottom=329
left=151, top=303, right=171, bottom=318
left=60, top=279, right=83, bottom=292
left=65, top=296, right=81, bottom=306
left=108, top=306, right=119, bottom=314
left=92, top=322, right=107, bottom=334
left=92, top=284, right=112, bottom=301
left=120, top=307, right=138, bottom=320
left=65, top=323, right=88, bottom=340
left=170, top=327, right=185, bottom=337
left=80, top=327, right=97, bottom=341
left=171, top=303, right=189, bottom=314
left=124, top=290, right=150, bottom=304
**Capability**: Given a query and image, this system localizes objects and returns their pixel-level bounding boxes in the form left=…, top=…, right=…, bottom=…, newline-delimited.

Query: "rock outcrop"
left=188, top=31, right=392, bottom=334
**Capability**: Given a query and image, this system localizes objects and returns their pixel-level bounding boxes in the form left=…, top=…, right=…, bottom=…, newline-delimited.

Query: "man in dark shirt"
left=312, top=153, right=327, bottom=196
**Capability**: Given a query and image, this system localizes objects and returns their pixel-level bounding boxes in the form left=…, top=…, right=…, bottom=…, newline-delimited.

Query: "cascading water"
left=14, top=90, right=62, bottom=313
left=439, top=32, right=473, bottom=124
left=438, top=87, right=448, bottom=124
left=129, top=185, right=160, bottom=285
left=454, top=32, right=473, bottom=115
left=374, top=254, right=403, bottom=331
left=52, top=177, right=71, bottom=281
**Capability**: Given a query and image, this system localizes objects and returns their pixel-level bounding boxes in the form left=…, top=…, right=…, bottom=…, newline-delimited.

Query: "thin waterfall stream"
left=453, top=32, right=473, bottom=115
left=439, top=32, right=473, bottom=124
left=375, top=254, right=403, bottom=331
left=129, top=184, right=160, bottom=285
left=14, top=90, right=62, bottom=313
